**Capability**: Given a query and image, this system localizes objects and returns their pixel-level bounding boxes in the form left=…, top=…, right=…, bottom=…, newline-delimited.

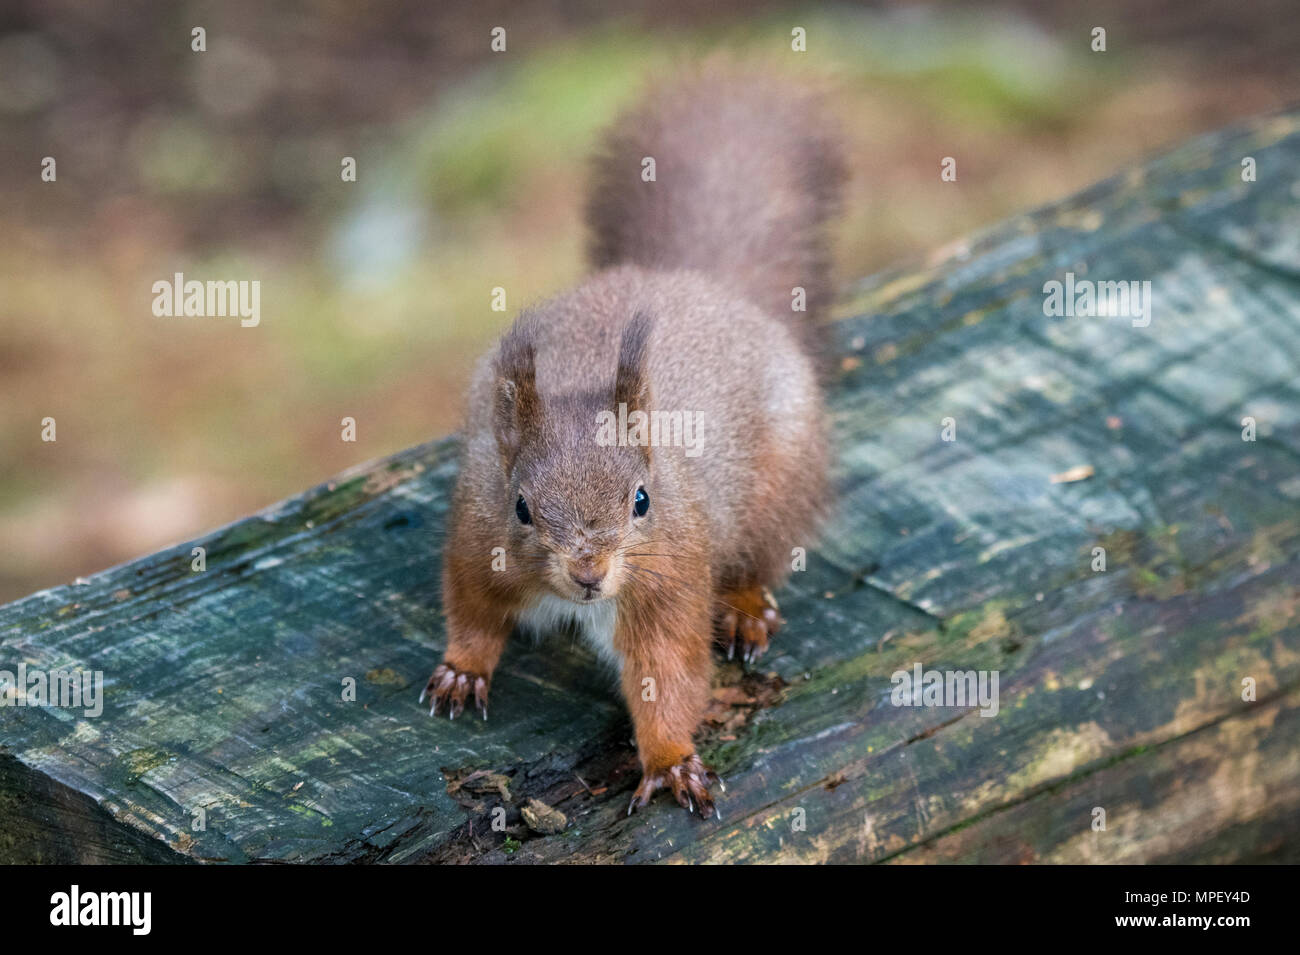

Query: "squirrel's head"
left=492, top=314, right=656, bottom=604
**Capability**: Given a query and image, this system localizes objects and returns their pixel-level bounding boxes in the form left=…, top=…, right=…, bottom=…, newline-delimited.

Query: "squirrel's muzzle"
left=568, top=557, right=607, bottom=596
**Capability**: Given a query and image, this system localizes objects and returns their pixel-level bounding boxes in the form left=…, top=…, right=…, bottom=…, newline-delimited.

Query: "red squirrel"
left=421, top=62, right=845, bottom=818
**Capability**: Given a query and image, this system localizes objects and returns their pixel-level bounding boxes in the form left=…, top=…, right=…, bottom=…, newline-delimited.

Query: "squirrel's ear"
left=493, top=333, right=539, bottom=471
left=614, top=311, right=652, bottom=413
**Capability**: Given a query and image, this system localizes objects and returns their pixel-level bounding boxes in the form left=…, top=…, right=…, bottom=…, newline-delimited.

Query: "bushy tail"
left=586, top=59, right=846, bottom=339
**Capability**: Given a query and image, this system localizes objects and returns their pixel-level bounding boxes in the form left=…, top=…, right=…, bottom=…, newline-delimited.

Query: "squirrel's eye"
left=633, top=486, right=649, bottom=517
left=515, top=495, right=531, bottom=525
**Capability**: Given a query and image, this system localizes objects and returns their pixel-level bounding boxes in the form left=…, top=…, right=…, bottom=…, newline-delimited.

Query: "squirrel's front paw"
left=420, top=663, right=489, bottom=720
left=628, top=753, right=723, bottom=819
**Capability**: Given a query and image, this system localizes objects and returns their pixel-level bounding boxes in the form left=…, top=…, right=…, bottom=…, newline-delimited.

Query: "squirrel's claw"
left=630, top=754, right=720, bottom=820
left=714, top=588, right=783, bottom=668
left=421, top=663, right=489, bottom=721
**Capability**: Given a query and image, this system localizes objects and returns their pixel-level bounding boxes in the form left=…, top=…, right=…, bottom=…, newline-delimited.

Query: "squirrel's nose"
left=570, top=567, right=604, bottom=591
left=569, top=557, right=605, bottom=591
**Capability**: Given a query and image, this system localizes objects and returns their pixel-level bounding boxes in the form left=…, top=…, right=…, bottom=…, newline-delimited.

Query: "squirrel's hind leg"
left=713, top=585, right=784, bottom=665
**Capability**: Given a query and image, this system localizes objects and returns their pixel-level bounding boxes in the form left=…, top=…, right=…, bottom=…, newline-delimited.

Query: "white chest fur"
left=517, top=593, right=621, bottom=672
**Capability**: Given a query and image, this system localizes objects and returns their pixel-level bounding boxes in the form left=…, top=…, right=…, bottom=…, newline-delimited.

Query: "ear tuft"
left=493, top=330, right=539, bottom=470
left=614, top=311, right=653, bottom=412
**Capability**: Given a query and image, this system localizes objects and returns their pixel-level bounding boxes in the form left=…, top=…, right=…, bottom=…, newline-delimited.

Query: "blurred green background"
left=1, top=0, right=1298, bottom=602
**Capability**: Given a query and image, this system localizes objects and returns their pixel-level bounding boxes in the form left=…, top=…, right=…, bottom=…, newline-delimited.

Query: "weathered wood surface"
left=3, top=112, right=1300, bottom=864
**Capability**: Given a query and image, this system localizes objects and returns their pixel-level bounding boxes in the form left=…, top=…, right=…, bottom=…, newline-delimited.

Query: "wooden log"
left=2, top=112, right=1299, bottom=864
